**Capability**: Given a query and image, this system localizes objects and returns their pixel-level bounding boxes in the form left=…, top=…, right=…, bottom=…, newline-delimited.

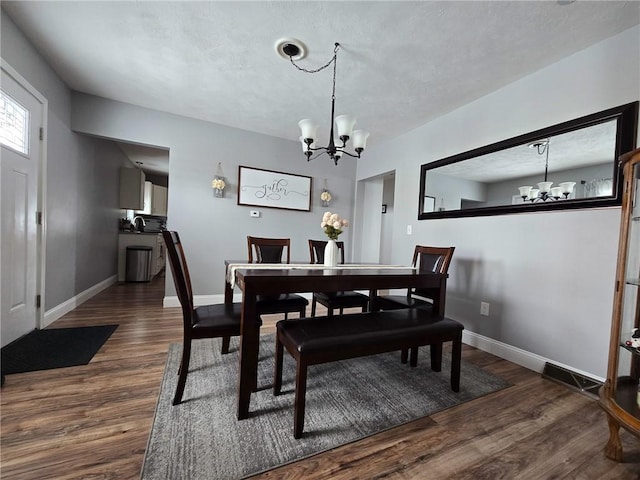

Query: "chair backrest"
left=411, top=245, right=455, bottom=274
left=411, top=245, right=455, bottom=300
left=162, top=231, right=194, bottom=323
left=308, top=239, right=345, bottom=264
left=247, top=236, right=291, bottom=263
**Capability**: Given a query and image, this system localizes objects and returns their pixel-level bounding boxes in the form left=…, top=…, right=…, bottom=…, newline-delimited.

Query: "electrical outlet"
left=480, top=302, right=490, bottom=316
left=406, top=225, right=412, bottom=235
left=250, top=210, right=260, bottom=218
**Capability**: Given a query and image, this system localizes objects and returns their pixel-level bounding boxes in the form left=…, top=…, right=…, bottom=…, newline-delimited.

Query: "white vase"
left=324, top=239, right=338, bottom=267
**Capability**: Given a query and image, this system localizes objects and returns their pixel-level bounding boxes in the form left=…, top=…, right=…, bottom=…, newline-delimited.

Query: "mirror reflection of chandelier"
left=517, top=139, right=576, bottom=202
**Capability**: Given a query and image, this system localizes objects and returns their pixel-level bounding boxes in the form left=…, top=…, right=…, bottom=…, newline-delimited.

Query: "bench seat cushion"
left=277, top=310, right=463, bottom=358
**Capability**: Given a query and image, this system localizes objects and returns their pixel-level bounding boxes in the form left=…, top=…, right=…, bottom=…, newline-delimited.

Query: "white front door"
left=1, top=64, right=44, bottom=347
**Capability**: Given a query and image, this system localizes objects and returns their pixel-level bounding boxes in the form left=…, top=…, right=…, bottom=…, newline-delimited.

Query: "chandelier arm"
left=307, top=150, right=328, bottom=162
left=336, top=149, right=361, bottom=159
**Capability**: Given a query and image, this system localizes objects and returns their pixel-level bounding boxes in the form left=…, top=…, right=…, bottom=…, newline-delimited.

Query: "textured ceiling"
left=3, top=1, right=639, bottom=173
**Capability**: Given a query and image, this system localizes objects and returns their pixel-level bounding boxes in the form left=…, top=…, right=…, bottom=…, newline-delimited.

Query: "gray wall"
left=69, top=93, right=358, bottom=296
left=1, top=13, right=130, bottom=310
left=357, top=25, right=640, bottom=379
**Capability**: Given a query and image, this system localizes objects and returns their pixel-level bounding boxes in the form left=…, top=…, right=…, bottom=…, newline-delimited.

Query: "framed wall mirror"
left=418, top=102, right=638, bottom=220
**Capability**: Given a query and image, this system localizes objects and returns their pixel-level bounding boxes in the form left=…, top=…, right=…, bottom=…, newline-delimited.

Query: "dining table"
left=224, top=261, right=448, bottom=420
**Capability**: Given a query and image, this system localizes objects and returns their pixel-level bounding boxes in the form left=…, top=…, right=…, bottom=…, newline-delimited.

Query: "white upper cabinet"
left=151, top=185, right=168, bottom=216
left=119, top=168, right=145, bottom=210
left=134, top=181, right=153, bottom=214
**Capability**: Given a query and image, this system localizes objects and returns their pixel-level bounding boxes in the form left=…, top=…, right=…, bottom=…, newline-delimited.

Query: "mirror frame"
left=418, top=101, right=638, bottom=220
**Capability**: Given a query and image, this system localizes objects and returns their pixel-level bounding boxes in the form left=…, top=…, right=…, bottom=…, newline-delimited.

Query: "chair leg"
left=274, top=335, right=284, bottom=395
left=430, top=342, right=443, bottom=372
left=221, top=336, right=231, bottom=354
left=311, top=297, right=317, bottom=317
left=451, top=334, right=462, bottom=392
left=293, top=359, right=308, bottom=439
left=299, top=305, right=306, bottom=318
left=173, top=340, right=192, bottom=405
left=400, top=348, right=408, bottom=364
left=409, top=346, right=419, bottom=367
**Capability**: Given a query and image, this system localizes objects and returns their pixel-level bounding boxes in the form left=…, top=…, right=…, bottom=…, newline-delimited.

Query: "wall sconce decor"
left=212, top=162, right=226, bottom=198
left=320, top=178, right=332, bottom=207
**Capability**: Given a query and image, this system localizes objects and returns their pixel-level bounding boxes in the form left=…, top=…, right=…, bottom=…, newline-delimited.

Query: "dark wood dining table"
left=224, top=261, right=448, bottom=420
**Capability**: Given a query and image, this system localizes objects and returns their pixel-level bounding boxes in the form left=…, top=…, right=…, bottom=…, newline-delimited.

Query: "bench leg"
left=450, top=333, right=462, bottom=392
left=400, top=348, right=408, bottom=364
left=294, top=360, right=308, bottom=439
left=409, top=346, right=419, bottom=367
left=273, top=335, right=284, bottom=395
left=430, top=342, right=443, bottom=372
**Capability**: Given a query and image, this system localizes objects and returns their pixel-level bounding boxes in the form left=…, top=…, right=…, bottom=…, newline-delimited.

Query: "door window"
left=0, top=90, right=30, bottom=155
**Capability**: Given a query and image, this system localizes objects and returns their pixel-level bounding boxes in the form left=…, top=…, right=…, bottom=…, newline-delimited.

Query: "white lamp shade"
left=550, top=187, right=563, bottom=198
left=529, top=188, right=540, bottom=199
left=352, top=130, right=370, bottom=150
left=518, top=186, right=532, bottom=197
left=559, top=181, right=576, bottom=194
left=298, top=119, right=318, bottom=141
left=537, top=181, right=553, bottom=194
left=334, top=115, right=356, bottom=138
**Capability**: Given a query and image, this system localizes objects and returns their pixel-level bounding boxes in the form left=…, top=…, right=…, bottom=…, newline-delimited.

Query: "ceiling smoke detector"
left=274, top=38, right=307, bottom=60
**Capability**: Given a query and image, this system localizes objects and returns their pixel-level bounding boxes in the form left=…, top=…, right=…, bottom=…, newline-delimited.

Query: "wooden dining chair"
left=376, top=245, right=455, bottom=312
left=246, top=236, right=309, bottom=319
left=163, top=230, right=245, bottom=406
left=308, top=239, right=369, bottom=317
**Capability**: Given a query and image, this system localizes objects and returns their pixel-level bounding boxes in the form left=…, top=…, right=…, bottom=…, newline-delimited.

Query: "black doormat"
left=1, top=325, right=118, bottom=375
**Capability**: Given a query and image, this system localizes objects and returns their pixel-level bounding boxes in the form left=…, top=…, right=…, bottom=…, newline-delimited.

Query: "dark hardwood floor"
left=1, top=273, right=639, bottom=479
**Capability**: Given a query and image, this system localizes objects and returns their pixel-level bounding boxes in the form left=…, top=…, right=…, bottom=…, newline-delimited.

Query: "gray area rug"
left=141, top=335, right=510, bottom=480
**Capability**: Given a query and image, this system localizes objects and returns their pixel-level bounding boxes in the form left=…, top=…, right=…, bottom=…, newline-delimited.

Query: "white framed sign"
left=237, top=166, right=312, bottom=211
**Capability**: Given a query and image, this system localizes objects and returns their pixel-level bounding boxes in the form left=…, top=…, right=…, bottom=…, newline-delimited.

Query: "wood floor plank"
left=1, top=273, right=638, bottom=479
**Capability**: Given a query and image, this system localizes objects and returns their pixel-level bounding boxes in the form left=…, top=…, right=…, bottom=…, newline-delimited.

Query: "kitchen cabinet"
left=134, top=182, right=167, bottom=216
left=117, top=233, right=165, bottom=282
left=599, top=148, right=640, bottom=461
left=119, top=168, right=145, bottom=210
left=151, top=184, right=168, bottom=216
left=134, top=181, right=153, bottom=215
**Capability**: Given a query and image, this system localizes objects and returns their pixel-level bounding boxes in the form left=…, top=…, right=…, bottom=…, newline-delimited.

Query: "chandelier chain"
left=287, top=43, right=339, bottom=75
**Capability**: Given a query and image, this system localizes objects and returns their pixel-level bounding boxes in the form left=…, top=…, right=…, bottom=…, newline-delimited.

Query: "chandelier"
left=517, top=139, right=576, bottom=202
left=279, top=40, right=369, bottom=165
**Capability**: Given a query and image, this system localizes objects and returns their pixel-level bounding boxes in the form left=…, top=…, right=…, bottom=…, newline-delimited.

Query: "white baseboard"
left=43, top=275, right=117, bottom=327
left=462, top=330, right=605, bottom=382
left=462, top=330, right=548, bottom=373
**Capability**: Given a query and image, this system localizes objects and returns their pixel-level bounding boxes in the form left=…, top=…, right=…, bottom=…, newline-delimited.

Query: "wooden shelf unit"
left=599, top=148, right=640, bottom=462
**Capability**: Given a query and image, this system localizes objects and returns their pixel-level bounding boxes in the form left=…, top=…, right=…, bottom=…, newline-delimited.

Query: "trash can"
left=125, top=245, right=152, bottom=282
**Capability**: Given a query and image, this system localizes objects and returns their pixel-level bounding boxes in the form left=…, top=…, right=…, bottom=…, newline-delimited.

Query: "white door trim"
left=1, top=59, right=48, bottom=331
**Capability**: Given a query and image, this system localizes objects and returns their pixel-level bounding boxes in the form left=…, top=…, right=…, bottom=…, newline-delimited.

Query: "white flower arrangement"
left=321, top=211, right=348, bottom=240
left=211, top=178, right=226, bottom=190
left=320, top=190, right=332, bottom=202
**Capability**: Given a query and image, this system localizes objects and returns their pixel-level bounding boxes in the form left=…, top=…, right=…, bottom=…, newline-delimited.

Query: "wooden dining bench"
left=273, top=309, right=464, bottom=438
